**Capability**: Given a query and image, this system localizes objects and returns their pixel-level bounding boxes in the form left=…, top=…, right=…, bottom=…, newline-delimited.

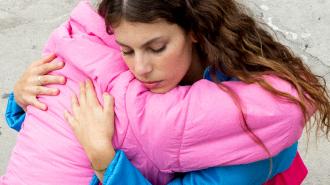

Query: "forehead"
left=113, top=20, right=184, bottom=44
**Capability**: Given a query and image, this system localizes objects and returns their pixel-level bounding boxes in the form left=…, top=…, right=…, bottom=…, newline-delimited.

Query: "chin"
left=150, top=85, right=175, bottom=94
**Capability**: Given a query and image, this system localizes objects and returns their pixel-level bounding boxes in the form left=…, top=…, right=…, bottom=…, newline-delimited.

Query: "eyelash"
left=122, top=46, right=166, bottom=56
left=122, top=50, right=134, bottom=55
left=151, top=46, right=166, bottom=53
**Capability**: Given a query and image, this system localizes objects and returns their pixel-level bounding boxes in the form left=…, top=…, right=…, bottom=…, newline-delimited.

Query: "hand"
left=13, top=54, right=66, bottom=111
left=64, top=80, right=115, bottom=171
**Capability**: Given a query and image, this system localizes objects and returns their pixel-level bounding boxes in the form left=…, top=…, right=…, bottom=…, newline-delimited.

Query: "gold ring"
left=38, top=76, right=42, bottom=86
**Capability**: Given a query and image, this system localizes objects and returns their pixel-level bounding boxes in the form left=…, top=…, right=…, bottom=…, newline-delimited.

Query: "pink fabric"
left=263, top=153, right=308, bottom=185
left=1, top=1, right=311, bottom=185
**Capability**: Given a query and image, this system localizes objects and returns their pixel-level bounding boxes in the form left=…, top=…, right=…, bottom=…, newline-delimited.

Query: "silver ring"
left=38, top=76, right=42, bottom=86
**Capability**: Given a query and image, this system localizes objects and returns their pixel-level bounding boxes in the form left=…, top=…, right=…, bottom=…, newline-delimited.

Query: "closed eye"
left=150, top=46, right=166, bottom=53
left=122, top=50, right=134, bottom=56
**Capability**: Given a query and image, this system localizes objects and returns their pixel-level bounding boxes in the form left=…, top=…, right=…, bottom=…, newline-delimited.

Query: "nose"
left=134, top=53, right=152, bottom=76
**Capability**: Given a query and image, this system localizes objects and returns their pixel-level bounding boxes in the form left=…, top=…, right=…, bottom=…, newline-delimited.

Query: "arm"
left=124, top=77, right=310, bottom=172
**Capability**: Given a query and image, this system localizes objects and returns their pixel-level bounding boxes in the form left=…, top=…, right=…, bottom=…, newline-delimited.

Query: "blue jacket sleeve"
left=90, top=143, right=297, bottom=185
left=89, top=150, right=152, bottom=185
left=5, top=92, right=25, bottom=132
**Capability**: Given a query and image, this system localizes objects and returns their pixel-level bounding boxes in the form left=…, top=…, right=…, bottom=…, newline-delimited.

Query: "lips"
left=140, top=80, right=162, bottom=89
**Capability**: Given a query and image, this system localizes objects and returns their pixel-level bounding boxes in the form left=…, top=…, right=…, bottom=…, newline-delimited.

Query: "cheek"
left=160, top=47, right=191, bottom=78
left=158, top=52, right=183, bottom=72
left=172, top=43, right=192, bottom=71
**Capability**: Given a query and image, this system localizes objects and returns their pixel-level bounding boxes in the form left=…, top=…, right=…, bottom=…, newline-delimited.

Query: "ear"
left=188, top=31, right=198, bottom=43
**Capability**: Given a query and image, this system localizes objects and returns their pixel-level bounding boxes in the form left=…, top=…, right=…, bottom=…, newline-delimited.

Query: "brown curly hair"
left=98, top=0, right=330, bottom=154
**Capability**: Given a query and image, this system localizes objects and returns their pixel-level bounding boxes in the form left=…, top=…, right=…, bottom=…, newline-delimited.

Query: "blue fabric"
left=203, top=66, right=239, bottom=82
left=5, top=92, right=25, bottom=131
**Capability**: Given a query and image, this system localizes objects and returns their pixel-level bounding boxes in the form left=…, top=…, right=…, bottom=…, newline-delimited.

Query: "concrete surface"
left=0, top=0, right=329, bottom=184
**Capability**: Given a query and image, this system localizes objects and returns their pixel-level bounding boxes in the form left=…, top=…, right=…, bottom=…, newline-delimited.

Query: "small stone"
left=304, top=44, right=309, bottom=50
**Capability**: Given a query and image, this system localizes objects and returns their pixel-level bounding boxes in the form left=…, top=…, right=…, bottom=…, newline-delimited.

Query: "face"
left=113, top=20, right=196, bottom=93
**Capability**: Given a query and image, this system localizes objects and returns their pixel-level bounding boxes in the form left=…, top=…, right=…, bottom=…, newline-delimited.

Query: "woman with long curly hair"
left=3, top=0, right=329, bottom=185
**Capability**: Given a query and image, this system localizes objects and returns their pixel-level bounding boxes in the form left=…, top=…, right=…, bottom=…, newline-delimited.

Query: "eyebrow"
left=115, top=36, right=163, bottom=48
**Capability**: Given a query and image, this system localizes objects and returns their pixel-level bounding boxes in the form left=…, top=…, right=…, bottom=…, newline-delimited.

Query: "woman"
left=3, top=0, right=329, bottom=185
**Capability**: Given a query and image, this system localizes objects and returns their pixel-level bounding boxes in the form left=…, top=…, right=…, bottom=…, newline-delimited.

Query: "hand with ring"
left=13, top=54, right=66, bottom=111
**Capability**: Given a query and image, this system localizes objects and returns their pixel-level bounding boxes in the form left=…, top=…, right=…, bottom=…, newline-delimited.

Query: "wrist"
left=90, top=146, right=115, bottom=171
left=12, top=93, right=27, bottom=112
left=91, top=163, right=107, bottom=173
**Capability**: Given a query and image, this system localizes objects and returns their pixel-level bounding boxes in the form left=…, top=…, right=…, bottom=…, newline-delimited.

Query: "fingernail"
left=56, top=61, right=64, bottom=66
left=60, top=77, right=66, bottom=84
left=42, top=105, right=48, bottom=111
left=54, top=89, right=60, bottom=94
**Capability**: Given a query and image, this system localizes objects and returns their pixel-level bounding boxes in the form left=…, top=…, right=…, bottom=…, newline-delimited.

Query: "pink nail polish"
left=61, top=77, right=66, bottom=84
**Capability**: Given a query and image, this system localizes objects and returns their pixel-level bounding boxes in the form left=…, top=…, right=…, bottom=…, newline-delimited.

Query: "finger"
left=30, top=86, right=59, bottom=96
left=85, top=79, right=99, bottom=106
left=79, top=82, right=86, bottom=106
left=103, top=93, right=115, bottom=114
left=32, top=54, right=57, bottom=67
left=35, top=75, right=66, bottom=86
left=71, top=95, right=80, bottom=116
left=64, top=110, right=77, bottom=129
left=30, top=97, right=47, bottom=111
left=35, top=60, right=65, bottom=75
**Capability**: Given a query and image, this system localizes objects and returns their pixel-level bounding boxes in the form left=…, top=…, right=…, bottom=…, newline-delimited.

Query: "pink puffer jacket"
left=1, top=1, right=310, bottom=185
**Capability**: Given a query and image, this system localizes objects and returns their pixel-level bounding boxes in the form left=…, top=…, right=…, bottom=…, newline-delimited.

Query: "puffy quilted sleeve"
left=125, top=76, right=309, bottom=172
